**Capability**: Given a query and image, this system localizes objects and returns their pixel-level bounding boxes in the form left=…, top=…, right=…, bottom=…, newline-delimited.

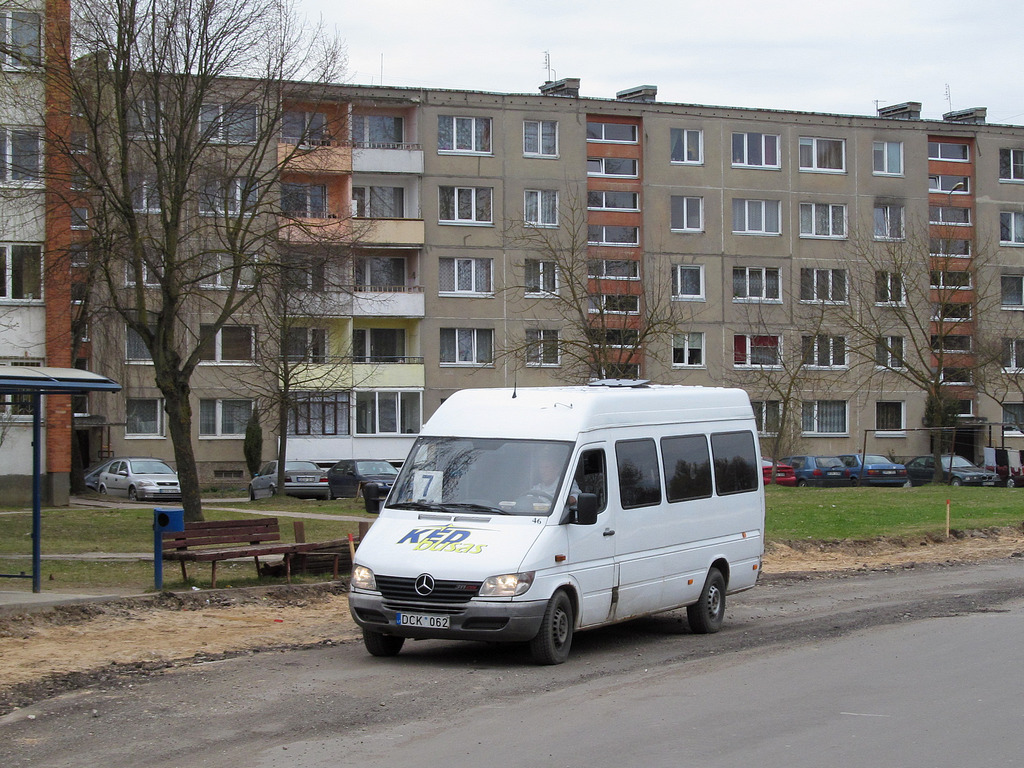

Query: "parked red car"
left=762, top=458, right=797, bottom=486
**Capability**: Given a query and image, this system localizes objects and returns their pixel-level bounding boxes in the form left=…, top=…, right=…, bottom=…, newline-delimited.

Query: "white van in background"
left=349, top=382, right=766, bottom=664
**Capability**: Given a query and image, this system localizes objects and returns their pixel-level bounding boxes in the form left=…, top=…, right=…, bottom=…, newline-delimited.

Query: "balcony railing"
left=354, top=284, right=423, bottom=294
left=352, top=141, right=422, bottom=151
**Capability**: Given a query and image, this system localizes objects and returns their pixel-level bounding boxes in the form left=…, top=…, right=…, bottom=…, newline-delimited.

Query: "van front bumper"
left=349, top=591, right=549, bottom=642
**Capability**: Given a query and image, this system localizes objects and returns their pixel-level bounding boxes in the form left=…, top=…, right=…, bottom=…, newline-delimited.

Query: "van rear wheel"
left=530, top=590, right=573, bottom=665
left=362, top=629, right=404, bottom=657
left=687, top=568, right=725, bottom=634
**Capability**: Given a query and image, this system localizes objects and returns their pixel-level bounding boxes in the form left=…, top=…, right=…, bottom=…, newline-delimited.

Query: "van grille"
left=375, top=574, right=481, bottom=604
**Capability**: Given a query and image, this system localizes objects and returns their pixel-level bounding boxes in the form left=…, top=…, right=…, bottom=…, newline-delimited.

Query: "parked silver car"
left=97, top=458, right=181, bottom=501
left=249, top=460, right=330, bottom=500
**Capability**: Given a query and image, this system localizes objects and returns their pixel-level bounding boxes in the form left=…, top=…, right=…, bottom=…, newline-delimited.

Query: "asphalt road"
left=4, top=559, right=1023, bottom=768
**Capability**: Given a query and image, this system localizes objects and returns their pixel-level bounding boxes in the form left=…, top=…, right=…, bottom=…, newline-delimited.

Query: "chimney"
left=616, top=85, right=657, bottom=103
left=943, top=107, right=987, bottom=125
left=877, top=101, right=922, bottom=120
left=539, top=78, right=580, bottom=98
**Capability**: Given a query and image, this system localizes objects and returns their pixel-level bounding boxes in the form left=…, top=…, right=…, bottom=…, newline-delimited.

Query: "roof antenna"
left=512, top=374, right=517, bottom=399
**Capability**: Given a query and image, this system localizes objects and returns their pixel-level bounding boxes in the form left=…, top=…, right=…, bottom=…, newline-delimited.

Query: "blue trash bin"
left=153, top=507, right=185, bottom=590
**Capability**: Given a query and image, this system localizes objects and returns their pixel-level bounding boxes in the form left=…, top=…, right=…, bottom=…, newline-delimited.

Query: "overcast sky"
left=308, top=0, right=1024, bottom=125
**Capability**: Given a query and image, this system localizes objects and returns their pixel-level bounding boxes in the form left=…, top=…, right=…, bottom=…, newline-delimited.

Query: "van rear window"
left=661, top=435, right=712, bottom=502
left=710, top=431, right=759, bottom=495
left=616, top=439, right=661, bottom=508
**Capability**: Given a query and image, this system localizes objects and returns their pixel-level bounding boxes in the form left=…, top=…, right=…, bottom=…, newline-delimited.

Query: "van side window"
left=661, top=435, right=712, bottom=502
left=574, top=449, right=607, bottom=513
left=710, top=431, right=759, bottom=495
left=616, top=439, right=662, bottom=508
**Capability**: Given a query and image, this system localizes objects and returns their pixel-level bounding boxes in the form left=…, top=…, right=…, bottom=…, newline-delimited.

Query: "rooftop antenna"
left=543, top=51, right=555, bottom=82
left=945, top=83, right=952, bottom=112
left=380, top=54, right=384, bottom=86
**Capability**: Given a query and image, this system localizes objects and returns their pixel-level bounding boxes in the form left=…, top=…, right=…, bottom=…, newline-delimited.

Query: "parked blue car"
left=837, top=454, right=909, bottom=486
left=779, top=455, right=847, bottom=487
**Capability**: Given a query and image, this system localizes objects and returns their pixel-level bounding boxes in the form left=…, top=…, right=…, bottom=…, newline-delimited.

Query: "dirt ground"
left=2, top=525, right=1023, bottom=715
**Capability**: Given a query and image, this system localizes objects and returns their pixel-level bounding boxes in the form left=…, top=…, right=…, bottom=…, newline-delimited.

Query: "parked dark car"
left=780, top=455, right=847, bottom=487
left=904, top=455, right=1000, bottom=486
left=327, top=459, right=399, bottom=499
left=762, top=458, right=797, bottom=487
left=249, top=460, right=331, bottom=500
left=837, top=454, right=909, bottom=486
left=97, top=457, right=181, bottom=501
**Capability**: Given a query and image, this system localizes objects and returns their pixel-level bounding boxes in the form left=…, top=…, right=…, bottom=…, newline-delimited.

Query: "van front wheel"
left=363, top=629, right=405, bottom=657
left=530, top=590, right=573, bottom=665
left=687, top=568, right=725, bottom=634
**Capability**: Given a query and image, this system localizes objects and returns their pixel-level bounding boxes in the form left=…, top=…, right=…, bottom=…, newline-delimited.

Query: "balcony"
left=278, top=141, right=352, bottom=174
left=282, top=356, right=424, bottom=389
left=352, top=143, right=424, bottom=174
left=278, top=215, right=349, bottom=243
left=352, top=286, right=424, bottom=317
left=357, top=217, right=425, bottom=246
left=353, top=357, right=425, bottom=388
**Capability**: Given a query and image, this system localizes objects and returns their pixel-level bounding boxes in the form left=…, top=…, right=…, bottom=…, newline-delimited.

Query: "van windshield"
left=389, top=437, right=573, bottom=516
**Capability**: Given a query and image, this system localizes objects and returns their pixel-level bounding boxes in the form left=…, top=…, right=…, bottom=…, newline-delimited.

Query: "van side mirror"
left=572, top=493, right=599, bottom=526
left=362, top=482, right=382, bottom=514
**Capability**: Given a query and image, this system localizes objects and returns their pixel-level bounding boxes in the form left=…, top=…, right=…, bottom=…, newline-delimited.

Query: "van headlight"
left=351, top=565, right=377, bottom=591
left=479, top=571, right=534, bottom=597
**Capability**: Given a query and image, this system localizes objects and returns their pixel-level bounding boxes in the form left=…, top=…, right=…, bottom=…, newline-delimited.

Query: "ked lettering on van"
left=396, top=525, right=488, bottom=554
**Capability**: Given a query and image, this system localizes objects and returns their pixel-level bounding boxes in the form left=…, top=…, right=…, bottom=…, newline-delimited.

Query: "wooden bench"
left=161, top=517, right=349, bottom=588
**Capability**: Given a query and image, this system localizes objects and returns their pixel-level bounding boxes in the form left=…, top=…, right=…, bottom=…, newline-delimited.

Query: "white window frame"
left=523, top=120, right=558, bottom=158
left=928, top=141, right=969, bottom=162
left=524, top=189, right=558, bottom=227
left=199, top=103, right=258, bottom=144
left=524, top=258, right=557, bottom=296
left=670, top=195, right=704, bottom=232
left=588, top=225, right=639, bottom=247
left=1003, top=403, right=1024, bottom=433
left=1000, top=148, right=1024, bottom=182
left=875, top=271, right=906, bottom=306
left=199, top=325, right=255, bottom=364
left=800, top=267, right=847, bottom=304
left=130, top=174, right=161, bottom=214
left=875, top=335, right=905, bottom=370
left=0, top=243, right=43, bottom=302
left=525, top=328, right=560, bottom=367
left=931, top=206, right=971, bottom=227
left=200, top=254, right=256, bottom=290
left=672, top=331, right=705, bottom=368
left=670, top=128, right=703, bottom=165
left=199, top=398, right=252, bottom=438
left=932, top=302, right=973, bottom=322
left=0, top=11, right=40, bottom=69
left=438, top=115, right=492, bottom=155
left=71, top=207, right=88, bottom=230
left=355, top=390, right=421, bottom=435
left=873, top=141, right=903, bottom=176
left=873, top=204, right=904, bottom=241
left=1002, top=274, right=1024, bottom=309
left=1002, top=339, right=1024, bottom=373
left=731, top=132, right=781, bottom=169
left=0, top=127, right=40, bottom=183
left=802, top=334, right=847, bottom=369
left=799, top=202, right=846, bottom=239
left=930, top=270, right=972, bottom=291
left=125, top=398, right=165, bottom=438
left=588, top=293, right=640, bottom=315
left=124, top=260, right=160, bottom=287
left=732, top=199, right=781, bottom=235
left=929, top=175, right=969, bottom=194
left=285, top=326, right=328, bottom=363
left=875, top=401, right=906, bottom=436
left=671, top=264, right=705, bottom=301
left=438, top=257, right=493, bottom=296
left=802, top=400, right=848, bottom=437
left=587, top=190, right=639, bottom=211
left=440, top=327, right=494, bottom=366
left=438, top=186, right=492, bottom=225
left=586, top=121, right=638, bottom=143
left=798, top=137, right=846, bottom=173
left=200, top=177, right=257, bottom=216
left=125, top=326, right=153, bottom=363
left=587, top=259, right=639, bottom=280
left=751, top=400, right=781, bottom=436
left=733, top=334, right=782, bottom=369
left=1000, top=211, right=1024, bottom=245
left=587, top=156, right=638, bottom=178
left=281, top=182, right=327, bottom=219
left=732, top=266, right=781, bottom=303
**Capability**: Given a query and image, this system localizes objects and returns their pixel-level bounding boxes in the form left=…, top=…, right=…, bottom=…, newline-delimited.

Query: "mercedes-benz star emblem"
left=414, top=573, right=435, bottom=596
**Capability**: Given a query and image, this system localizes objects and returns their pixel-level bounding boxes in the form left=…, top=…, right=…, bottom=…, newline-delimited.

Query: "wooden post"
left=946, top=499, right=951, bottom=539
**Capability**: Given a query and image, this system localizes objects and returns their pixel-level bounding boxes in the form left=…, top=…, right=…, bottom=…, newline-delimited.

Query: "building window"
left=440, top=328, right=493, bottom=365
left=438, top=257, right=492, bottom=295
left=802, top=334, right=847, bottom=368
left=355, top=390, right=420, bottom=434
left=199, top=103, right=258, bottom=143
left=71, top=207, right=88, bottom=230
left=523, top=120, right=557, bottom=157
left=941, top=367, right=973, bottom=384
left=200, top=177, right=257, bottom=216
left=352, top=115, right=403, bottom=146
left=800, top=268, right=847, bottom=303
left=930, top=270, right=972, bottom=290
left=125, top=326, right=153, bottom=362
left=802, top=400, right=847, bottom=435
left=932, top=333, right=972, bottom=353
left=126, top=398, right=164, bottom=437
left=1002, top=403, right=1024, bottom=432
left=751, top=400, right=781, bottom=436
left=1002, top=339, right=1024, bottom=372
left=999, top=149, right=1024, bottom=181
left=587, top=190, right=639, bottom=211
left=930, top=206, right=971, bottom=226
left=671, top=264, right=704, bottom=301
left=672, top=332, right=704, bottom=368
left=732, top=132, right=780, bottom=169
left=0, top=244, right=42, bottom=300
left=1000, top=212, right=1024, bottom=245
left=282, top=183, right=327, bottom=218
left=875, top=271, right=905, bottom=305
left=733, top=267, right=781, bottom=302
left=352, top=327, right=406, bottom=363
left=438, top=115, right=491, bottom=154
left=670, top=128, right=702, bottom=164
left=933, top=302, right=973, bottom=321
left=526, top=329, right=560, bottom=366
left=524, top=189, right=558, bottom=227
left=285, top=327, right=328, bottom=363
left=928, top=141, right=969, bottom=162
left=199, top=325, right=254, bottom=363
left=733, top=334, right=782, bottom=368
left=352, top=186, right=404, bottom=218
left=875, top=401, right=905, bottom=434
left=588, top=225, right=639, bottom=246
left=589, top=293, right=640, bottom=314
left=587, top=157, right=638, bottom=177
left=586, top=121, right=637, bottom=143
left=588, top=259, right=639, bottom=280
left=525, top=259, right=557, bottom=295
left=199, top=399, right=252, bottom=437
left=929, top=175, right=969, bottom=194
left=130, top=174, right=161, bottom=213
left=0, top=11, right=40, bottom=67
left=0, top=128, right=39, bottom=182
left=873, top=141, right=903, bottom=175
left=124, top=259, right=161, bottom=287
left=732, top=199, right=781, bottom=235
left=930, top=238, right=971, bottom=257
left=354, top=255, right=406, bottom=290
left=199, top=253, right=255, bottom=289
left=875, top=336, right=905, bottom=369
left=288, top=391, right=350, bottom=436
left=597, top=328, right=639, bottom=349
left=799, top=202, right=846, bottom=238
left=438, top=186, right=492, bottom=224
left=1003, top=275, right=1024, bottom=308
left=873, top=203, right=904, bottom=240
left=670, top=195, right=703, bottom=232
left=799, top=137, right=845, bottom=172
left=282, top=111, right=329, bottom=146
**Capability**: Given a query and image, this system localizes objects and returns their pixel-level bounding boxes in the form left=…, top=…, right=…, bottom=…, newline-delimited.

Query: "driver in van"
left=528, top=449, right=579, bottom=510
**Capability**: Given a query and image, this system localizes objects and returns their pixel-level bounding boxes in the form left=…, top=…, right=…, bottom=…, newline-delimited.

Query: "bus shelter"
left=0, top=367, right=121, bottom=592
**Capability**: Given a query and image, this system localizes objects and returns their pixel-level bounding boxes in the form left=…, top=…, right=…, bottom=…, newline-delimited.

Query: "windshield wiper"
left=443, top=502, right=510, bottom=515
left=388, top=501, right=451, bottom=513
left=388, top=501, right=510, bottom=515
